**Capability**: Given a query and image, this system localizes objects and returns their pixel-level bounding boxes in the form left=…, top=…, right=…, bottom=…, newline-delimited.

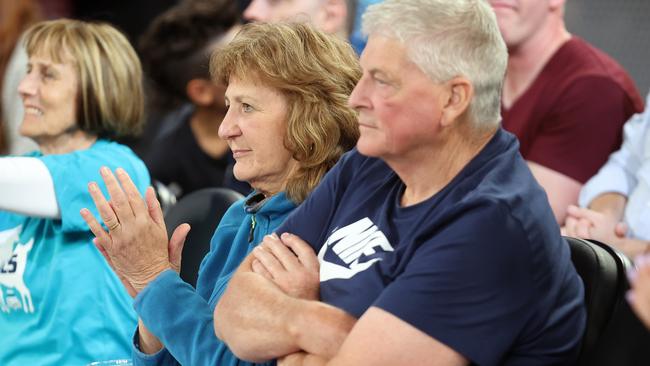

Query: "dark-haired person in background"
left=138, top=0, right=249, bottom=198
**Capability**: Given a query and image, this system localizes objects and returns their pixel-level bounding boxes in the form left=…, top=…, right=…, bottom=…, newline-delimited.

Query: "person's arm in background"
left=527, top=161, right=582, bottom=224
left=526, top=77, right=642, bottom=224
left=0, top=156, right=59, bottom=218
left=564, top=98, right=650, bottom=257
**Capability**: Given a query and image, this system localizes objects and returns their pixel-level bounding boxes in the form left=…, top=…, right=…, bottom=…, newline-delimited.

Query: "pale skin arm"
left=214, top=247, right=356, bottom=362
left=527, top=161, right=582, bottom=225
left=278, top=307, right=468, bottom=366
left=236, top=234, right=470, bottom=366
left=80, top=167, right=190, bottom=355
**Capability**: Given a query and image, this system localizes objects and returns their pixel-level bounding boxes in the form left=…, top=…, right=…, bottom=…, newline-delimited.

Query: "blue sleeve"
left=133, top=270, right=272, bottom=366
left=373, top=203, right=535, bottom=366
left=132, top=200, right=273, bottom=366
left=39, top=141, right=149, bottom=232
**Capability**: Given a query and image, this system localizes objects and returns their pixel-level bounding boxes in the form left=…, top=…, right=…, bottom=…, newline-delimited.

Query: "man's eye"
left=374, top=77, right=388, bottom=86
left=242, top=103, right=253, bottom=113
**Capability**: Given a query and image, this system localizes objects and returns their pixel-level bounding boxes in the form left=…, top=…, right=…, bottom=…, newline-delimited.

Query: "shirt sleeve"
left=372, top=203, right=536, bottom=365
left=579, top=94, right=650, bottom=206
left=0, top=157, right=59, bottom=218
left=39, top=142, right=150, bottom=233
left=134, top=270, right=269, bottom=366
left=526, top=76, right=638, bottom=183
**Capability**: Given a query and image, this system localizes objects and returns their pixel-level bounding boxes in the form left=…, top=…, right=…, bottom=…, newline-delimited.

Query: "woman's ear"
left=440, top=77, right=473, bottom=127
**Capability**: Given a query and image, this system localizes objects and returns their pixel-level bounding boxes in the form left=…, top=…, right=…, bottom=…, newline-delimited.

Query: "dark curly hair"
left=139, top=0, right=239, bottom=109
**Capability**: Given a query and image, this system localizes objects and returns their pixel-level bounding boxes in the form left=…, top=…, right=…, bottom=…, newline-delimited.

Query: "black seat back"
left=565, top=236, right=650, bottom=365
left=164, top=187, right=244, bottom=287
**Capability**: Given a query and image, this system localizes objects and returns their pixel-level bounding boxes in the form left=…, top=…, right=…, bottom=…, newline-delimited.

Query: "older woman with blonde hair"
left=0, top=19, right=149, bottom=365
left=81, top=22, right=360, bottom=366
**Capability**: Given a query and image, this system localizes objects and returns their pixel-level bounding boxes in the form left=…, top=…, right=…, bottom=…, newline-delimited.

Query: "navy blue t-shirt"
left=277, top=128, right=586, bottom=366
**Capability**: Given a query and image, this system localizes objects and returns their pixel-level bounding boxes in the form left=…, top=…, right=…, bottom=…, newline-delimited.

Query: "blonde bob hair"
left=23, top=19, right=144, bottom=138
left=211, top=22, right=360, bottom=204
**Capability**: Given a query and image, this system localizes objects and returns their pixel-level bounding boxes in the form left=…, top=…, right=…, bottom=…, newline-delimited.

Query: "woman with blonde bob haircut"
left=0, top=19, right=149, bottom=365
left=80, top=22, right=360, bottom=366
left=23, top=19, right=144, bottom=137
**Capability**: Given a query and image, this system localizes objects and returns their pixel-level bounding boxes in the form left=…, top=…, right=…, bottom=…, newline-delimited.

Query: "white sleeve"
left=0, top=157, right=61, bottom=219
left=579, top=94, right=650, bottom=207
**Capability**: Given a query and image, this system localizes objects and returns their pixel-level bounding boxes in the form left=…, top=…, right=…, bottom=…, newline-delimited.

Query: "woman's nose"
left=218, top=108, right=241, bottom=140
left=18, top=72, right=37, bottom=98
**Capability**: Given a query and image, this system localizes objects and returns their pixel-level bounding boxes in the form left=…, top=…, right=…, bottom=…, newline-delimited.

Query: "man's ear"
left=318, top=0, right=348, bottom=36
left=186, top=78, right=218, bottom=107
left=440, top=77, right=473, bottom=128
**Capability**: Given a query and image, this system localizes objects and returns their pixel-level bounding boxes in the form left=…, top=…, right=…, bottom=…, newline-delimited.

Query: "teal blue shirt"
left=133, top=192, right=296, bottom=366
left=0, top=140, right=150, bottom=365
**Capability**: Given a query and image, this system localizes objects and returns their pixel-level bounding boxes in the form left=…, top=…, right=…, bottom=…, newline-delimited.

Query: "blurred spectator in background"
left=564, top=93, right=650, bottom=259
left=243, top=0, right=354, bottom=40
left=1, top=0, right=42, bottom=155
left=490, top=0, right=643, bottom=224
left=138, top=0, right=250, bottom=199
left=0, top=19, right=149, bottom=365
left=348, top=0, right=381, bottom=53
left=71, top=0, right=177, bottom=45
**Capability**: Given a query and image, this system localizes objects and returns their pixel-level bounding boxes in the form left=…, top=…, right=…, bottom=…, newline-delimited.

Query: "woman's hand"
left=562, top=205, right=624, bottom=242
left=562, top=205, right=649, bottom=257
left=80, top=167, right=190, bottom=296
left=251, top=232, right=320, bottom=300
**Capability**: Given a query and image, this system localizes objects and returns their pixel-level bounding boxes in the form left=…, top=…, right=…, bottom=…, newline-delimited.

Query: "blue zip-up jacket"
left=132, top=191, right=296, bottom=366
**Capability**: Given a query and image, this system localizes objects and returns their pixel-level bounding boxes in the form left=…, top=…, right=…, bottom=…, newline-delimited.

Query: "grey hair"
left=362, top=0, right=507, bottom=129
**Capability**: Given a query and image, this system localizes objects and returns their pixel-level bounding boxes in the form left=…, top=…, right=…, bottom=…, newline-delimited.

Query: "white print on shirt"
left=318, top=217, right=394, bottom=282
left=0, top=225, right=35, bottom=313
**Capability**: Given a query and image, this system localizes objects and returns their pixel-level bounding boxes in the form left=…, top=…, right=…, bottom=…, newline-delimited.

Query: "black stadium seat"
left=164, top=187, right=244, bottom=287
left=565, top=236, right=650, bottom=365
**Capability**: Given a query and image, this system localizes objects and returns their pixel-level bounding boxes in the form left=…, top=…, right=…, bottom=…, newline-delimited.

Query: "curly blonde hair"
left=211, top=22, right=360, bottom=203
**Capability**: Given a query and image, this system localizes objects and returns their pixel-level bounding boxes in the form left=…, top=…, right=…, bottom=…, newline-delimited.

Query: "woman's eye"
left=42, top=69, right=56, bottom=80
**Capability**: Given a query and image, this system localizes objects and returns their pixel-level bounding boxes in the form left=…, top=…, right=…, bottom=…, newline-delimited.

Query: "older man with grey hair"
left=215, top=0, right=586, bottom=365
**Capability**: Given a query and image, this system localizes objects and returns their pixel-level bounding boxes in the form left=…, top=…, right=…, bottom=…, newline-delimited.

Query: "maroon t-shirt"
left=502, top=37, right=643, bottom=183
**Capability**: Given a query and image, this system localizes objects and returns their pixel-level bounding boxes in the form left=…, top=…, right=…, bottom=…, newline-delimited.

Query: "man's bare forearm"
left=214, top=255, right=356, bottom=361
